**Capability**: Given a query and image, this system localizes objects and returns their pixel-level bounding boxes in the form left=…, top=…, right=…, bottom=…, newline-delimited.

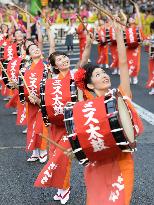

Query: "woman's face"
left=88, top=68, right=111, bottom=94
left=15, top=30, right=24, bottom=42
left=55, top=55, right=70, bottom=72
left=1, top=24, right=8, bottom=33
left=29, top=44, right=42, bottom=59
left=129, top=17, right=135, bottom=24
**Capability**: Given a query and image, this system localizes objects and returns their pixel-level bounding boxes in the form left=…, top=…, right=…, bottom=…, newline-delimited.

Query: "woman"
left=146, top=21, right=154, bottom=95
left=126, top=2, right=143, bottom=85
left=34, top=33, right=93, bottom=204
left=19, top=21, right=54, bottom=163
left=74, top=20, right=143, bottom=205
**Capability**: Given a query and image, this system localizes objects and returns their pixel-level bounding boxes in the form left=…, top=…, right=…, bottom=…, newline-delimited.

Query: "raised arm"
left=133, top=2, right=142, bottom=28
left=114, top=21, right=131, bottom=98
left=45, top=22, right=56, bottom=55
left=79, top=33, right=93, bottom=67
left=26, top=14, right=31, bottom=39
left=11, top=15, right=19, bottom=30
left=36, top=21, right=43, bottom=50
left=120, top=9, right=127, bottom=25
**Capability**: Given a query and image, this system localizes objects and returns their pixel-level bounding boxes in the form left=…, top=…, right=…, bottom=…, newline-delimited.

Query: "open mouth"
left=103, top=79, right=109, bottom=83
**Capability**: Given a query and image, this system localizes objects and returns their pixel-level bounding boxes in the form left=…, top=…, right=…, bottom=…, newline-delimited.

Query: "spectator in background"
left=65, top=18, right=76, bottom=54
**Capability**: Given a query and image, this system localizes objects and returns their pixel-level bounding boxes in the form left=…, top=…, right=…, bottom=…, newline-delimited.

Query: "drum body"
left=40, top=75, right=77, bottom=127
left=64, top=91, right=136, bottom=165
left=124, top=27, right=142, bottom=48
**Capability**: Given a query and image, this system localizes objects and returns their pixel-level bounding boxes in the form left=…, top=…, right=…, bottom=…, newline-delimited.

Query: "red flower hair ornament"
left=74, top=68, right=86, bottom=91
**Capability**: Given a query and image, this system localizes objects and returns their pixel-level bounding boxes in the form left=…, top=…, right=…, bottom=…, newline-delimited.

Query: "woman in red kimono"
left=34, top=33, right=93, bottom=204
left=95, top=17, right=109, bottom=69
left=74, top=20, right=144, bottom=205
left=146, top=22, right=154, bottom=95
left=76, top=16, right=93, bottom=59
left=21, top=21, right=54, bottom=163
left=126, top=2, right=143, bottom=85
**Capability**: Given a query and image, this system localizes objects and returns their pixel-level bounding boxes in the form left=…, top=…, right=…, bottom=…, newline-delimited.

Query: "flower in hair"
left=74, top=68, right=86, bottom=90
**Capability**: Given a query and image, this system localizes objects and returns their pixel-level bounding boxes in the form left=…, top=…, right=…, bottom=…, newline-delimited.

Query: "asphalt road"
left=0, top=42, right=153, bottom=205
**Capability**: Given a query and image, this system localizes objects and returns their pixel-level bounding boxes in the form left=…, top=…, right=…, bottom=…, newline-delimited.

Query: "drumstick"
left=9, top=2, right=36, bottom=21
left=40, top=134, right=69, bottom=153
left=87, top=0, right=126, bottom=27
left=0, top=62, right=12, bottom=82
left=19, top=70, right=31, bottom=95
left=129, top=0, right=136, bottom=4
left=76, top=15, right=89, bottom=34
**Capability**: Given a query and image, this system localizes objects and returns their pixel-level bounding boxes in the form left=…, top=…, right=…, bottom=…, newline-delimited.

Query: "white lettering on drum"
left=51, top=80, right=64, bottom=116
left=82, top=102, right=108, bottom=152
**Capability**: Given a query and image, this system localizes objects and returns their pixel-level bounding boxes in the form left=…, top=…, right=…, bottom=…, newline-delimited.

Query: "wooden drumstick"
left=19, top=70, right=31, bottom=95
left=76, top=15, right=89, bottom=34
left=0, top=62, right=12, bottom=82
left=40, top=134, right=75, bottom=160
left=9, top=2, right=36, bottom=21
left=39, top=134, right=74, bottom=159
left=87, top=0, right=126, bottom=27
left=129, top=0, right=136, bottom=4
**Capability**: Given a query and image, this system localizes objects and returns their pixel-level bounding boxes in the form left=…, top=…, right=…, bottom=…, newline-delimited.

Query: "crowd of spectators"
left=0, top=0, right=153, bottom=35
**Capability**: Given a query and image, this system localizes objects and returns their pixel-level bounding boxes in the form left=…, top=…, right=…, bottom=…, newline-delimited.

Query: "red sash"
left=127, top=46, right=141, bottom=77
left=7, top=57, right=22, bottom=83
left=24, top=60, right=45, bottom=101
left=4, top=43, right=18, bottom=61
left=34, top=126, right=71, bottom=188
left=16, top=101, right=27, bottom=126
left=25, top=60, right=45, bottom=151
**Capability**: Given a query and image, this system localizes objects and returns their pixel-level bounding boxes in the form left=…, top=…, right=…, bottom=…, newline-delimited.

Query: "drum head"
left=117, top=97, right=135, bottom=143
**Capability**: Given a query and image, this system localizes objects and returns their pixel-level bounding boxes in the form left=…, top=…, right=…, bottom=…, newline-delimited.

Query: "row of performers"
left=76, top=10, right=154, bottom=93
left=0, top=16, right=150, bottom=205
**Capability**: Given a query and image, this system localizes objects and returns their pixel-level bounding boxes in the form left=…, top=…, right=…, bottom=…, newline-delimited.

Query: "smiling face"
left=28, top=44, right=42, bottom=59
left=15, top=30, right=24, bottom=42
left=54, top=55, right=70, bottom=72
left=87, top=67, right=111, bottom=96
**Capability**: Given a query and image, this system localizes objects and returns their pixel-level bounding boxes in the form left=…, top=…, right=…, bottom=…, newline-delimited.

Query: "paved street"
left=0, top=42, right=154, bottom=205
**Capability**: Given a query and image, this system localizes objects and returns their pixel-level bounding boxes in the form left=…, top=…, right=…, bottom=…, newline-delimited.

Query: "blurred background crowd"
left=0, top=0, right=153, bottom=36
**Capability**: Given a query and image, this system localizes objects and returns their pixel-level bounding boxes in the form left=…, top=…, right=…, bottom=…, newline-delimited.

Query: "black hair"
left=26, top=43, right=37, bottom=56
left=82, top=63, right=105, bottom=91
left=48, top=51, right=68, bottom=74
left=13, top=29, right=23, bottom=37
